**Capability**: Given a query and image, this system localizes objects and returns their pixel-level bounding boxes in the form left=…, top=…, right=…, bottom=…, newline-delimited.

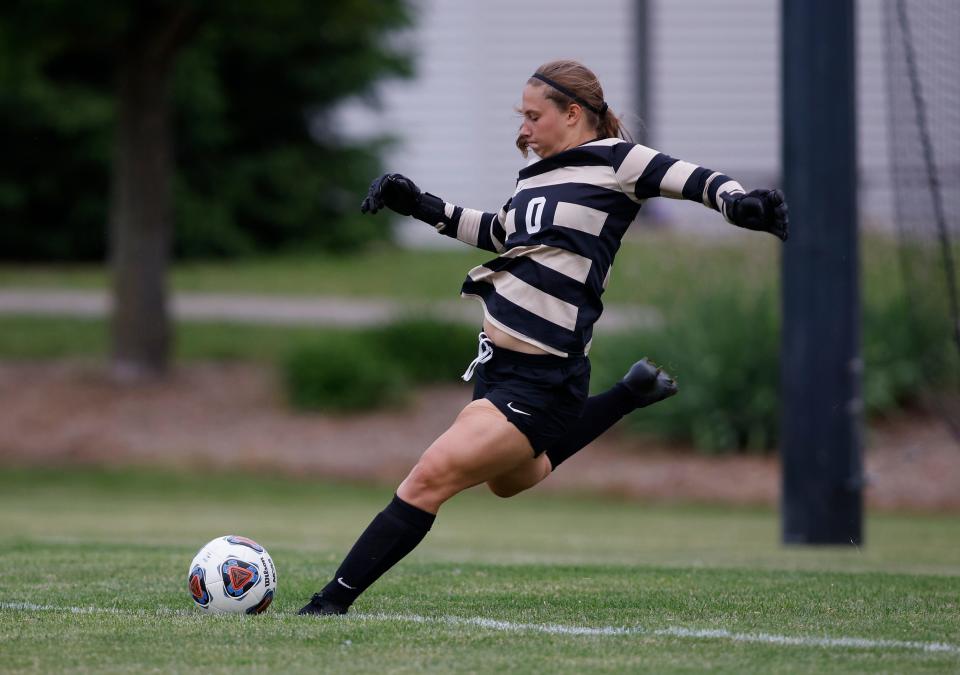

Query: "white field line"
left=359, top=613, right=959, bottom=654
left=2, top=602, right=957, bottom=655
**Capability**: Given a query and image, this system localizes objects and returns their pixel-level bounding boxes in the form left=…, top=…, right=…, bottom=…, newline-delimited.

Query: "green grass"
left=1, top=468, right=958, bottom=673
left=0, top=233, right=909, bottom=367
left=0, top=243, right=490, bottom=301
left=0, top=233, right=913, bottom=307
left=0, top=315, right=354, bottom=362
left=0, top=233, right=780, bottom=306
left=0, top=231, right=931, bottom=335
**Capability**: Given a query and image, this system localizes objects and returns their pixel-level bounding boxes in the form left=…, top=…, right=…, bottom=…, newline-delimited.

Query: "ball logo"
left=220, top=558, right=261, bottom=598
left=225, top=535, right=264, bottom=553
left=188, top=565, right=211, bottom=607
left=246, top=589, right=275, bottom=615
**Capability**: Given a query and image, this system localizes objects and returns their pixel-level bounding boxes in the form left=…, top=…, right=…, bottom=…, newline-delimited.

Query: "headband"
left=531, top=72, right=609, bottom=116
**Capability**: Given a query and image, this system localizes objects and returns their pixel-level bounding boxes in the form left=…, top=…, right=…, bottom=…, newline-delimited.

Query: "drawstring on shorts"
left=461, top=331, right=494, bottom=381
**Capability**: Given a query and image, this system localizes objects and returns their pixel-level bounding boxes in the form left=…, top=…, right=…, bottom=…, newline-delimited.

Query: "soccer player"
left=299, top=60, right=788, bottom=615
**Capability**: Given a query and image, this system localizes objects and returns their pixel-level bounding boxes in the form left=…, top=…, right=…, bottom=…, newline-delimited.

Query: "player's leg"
left=299, top=399, right=533, bottom=616
left=486, top=452, right=552, bottom=498
left=545, top=358, right=677, bottom=469
left=485, top=360, right=678, bottom=499
left=395, top=398, right=536, bottom=511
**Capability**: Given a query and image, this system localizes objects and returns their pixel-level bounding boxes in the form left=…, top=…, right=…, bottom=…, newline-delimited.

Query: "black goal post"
left=780, top=0, right=864, bottom=545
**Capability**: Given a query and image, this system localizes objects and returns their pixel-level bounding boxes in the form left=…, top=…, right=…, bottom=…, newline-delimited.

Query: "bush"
left=281, top=291, right=952, bottom=449
left=862, top=292, right=956, bottom=415
left=592, top=280, right=952, bottom=454
left=282, top=318, right=477, bottom=412
left=370, top=317, right=477, bottom=383
left=282, top=335, right=406, bottom=412
left=591, top=284, right=780, bottom=453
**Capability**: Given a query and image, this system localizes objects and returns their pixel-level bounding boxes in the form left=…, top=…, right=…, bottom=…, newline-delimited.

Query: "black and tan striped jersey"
left=432, top=137, right=745, bottom=357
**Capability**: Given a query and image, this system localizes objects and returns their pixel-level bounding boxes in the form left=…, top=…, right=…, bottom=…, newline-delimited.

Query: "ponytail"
left=597, top=106, right=632, bottom=144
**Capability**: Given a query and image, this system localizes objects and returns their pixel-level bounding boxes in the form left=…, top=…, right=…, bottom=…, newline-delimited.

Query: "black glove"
left=723, top=189, right=789, bottom=242
left=361, top=173, right=423, bottom=216
left=360, top=173, right=446, bottom=225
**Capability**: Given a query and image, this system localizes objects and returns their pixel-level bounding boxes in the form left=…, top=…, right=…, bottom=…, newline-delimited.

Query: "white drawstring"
left=462, top=331, right=494, bottom=381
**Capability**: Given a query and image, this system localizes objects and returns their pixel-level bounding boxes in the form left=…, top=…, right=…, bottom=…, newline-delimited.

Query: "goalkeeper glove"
left=360, top=173, right=445, bottom=225
left=722, top=189, right=789, bottom=242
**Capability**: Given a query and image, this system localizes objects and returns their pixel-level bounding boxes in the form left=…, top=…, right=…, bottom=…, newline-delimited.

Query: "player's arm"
left=360, top=173, right=506, bottom=253
left=612, top=144, right=789, bottom=241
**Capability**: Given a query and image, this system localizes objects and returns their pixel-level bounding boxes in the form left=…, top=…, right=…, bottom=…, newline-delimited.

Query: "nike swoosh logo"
left=337, top=577, right=356, bottom=590
left=507, top=402, right=531, bottom=416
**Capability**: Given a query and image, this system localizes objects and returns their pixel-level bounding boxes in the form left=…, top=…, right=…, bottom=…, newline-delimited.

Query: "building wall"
left=335, top=0, right=893, bottom=243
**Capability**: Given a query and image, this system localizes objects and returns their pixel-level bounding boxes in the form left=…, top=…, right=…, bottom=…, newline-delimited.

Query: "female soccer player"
left=299, top=60, right=788, bottom=615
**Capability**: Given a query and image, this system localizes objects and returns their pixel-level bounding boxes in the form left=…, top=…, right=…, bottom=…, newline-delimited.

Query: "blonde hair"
left=517, top=60, right=632, bottom=157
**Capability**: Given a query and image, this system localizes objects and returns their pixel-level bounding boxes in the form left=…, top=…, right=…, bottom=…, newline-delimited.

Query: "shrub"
left=592, top=280, right=953, bottom=453
left=282, top=318, right=477, bottom=412
left=591, top=284, right=780, bottom=453
left=370, top=317, right=477, bottom=384
left=282, top=335, right=406, bottom=412
left=862, top=292, right=956, bottom=415
left=280, top=290, right=952, bottom=449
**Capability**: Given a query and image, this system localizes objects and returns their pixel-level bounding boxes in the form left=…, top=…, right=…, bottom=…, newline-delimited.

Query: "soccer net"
left=883, top=0, right=960, bottom=437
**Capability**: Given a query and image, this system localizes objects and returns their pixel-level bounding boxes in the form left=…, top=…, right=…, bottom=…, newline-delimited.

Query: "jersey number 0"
left=524, top=197, right=547, bottom=234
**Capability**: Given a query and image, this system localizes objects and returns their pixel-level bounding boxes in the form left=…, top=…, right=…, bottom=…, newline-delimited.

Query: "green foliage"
left=861, top=292, right=956, bottom=415
left=171, top=1, right=414, bottom=257
left=0, top=294, right=947, bottom=450
left=282, top=334, right=406, bottom=412
left=370, top=317, right=478, bottom=383
left=0, top=0, right=414, bottom=260
left=591, top=280, right=953, bottom=453
left=281, top=318, right=475, bottom=412
left=591, top=284, right=781, bottom=453
left=0, top=17, right=114, bottom=260
left=0, top=235, right=953, bottom=449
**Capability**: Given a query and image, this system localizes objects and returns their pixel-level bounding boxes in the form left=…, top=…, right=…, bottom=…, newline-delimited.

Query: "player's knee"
left=402, top=461, right=441, bottom=495
left=403, top=455, right=463, bottom=501
left=486, top=480, right=522, bottom=499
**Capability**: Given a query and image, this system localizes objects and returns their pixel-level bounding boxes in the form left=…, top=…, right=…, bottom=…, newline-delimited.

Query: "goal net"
left=883, top=0, right=960, bottom=435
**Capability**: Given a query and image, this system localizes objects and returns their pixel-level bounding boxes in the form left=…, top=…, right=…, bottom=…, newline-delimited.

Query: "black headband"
left=531, top=72, right=608, bottom=116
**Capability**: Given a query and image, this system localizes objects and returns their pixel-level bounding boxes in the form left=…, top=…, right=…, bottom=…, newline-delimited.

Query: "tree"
left=0, top=0, right=413, bottom=378
left=110, top=4, right=203, bottom=379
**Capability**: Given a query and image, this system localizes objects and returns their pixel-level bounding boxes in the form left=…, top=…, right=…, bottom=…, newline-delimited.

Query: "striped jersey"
left=432, top=137, right=745, bottom=357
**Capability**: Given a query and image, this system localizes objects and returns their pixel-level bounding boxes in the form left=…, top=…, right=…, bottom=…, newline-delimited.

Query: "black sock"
left=321, top=494, right=436, bottom=608
left=546, top=383, right=635, bottom=470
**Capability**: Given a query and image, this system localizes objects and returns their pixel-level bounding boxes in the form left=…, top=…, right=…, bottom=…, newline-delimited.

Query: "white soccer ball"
left=187, top=535, right=277, bottom=614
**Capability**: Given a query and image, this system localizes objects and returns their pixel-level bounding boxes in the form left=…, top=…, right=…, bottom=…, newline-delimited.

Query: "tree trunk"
left=109, top=5, right=200, bottom=381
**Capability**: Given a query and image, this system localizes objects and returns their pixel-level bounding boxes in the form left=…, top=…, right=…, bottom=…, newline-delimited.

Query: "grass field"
left=0, top=315, right=346, bottom=362
left=0, top=234, right=783, bottom=306
left=2, top=468, right=958, bottom=673
left=0, top=232, right=911, bottom=306
left=0, top=233, right=780, bottom=361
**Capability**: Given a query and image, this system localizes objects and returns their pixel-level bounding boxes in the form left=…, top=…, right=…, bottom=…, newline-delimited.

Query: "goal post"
left=780, top=0, right=864, bottom=545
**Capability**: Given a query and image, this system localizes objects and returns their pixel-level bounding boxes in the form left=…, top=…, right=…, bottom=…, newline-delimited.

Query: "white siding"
left=334, top=0, right=896, bottom=242
left=334, top=0, right=638, bottom=246
left=645, top=0, right=779, bottom=232
left=648, top=0, right=893, bottom=233
left=858, top=0, right=895, bottom=231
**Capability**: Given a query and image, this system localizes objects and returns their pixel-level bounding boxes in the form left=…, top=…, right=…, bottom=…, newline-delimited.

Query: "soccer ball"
left=187, top=535, right=277, bottom=614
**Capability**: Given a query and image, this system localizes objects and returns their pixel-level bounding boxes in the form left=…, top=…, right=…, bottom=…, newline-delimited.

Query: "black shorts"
left=471, top=345, right=590, bottom=457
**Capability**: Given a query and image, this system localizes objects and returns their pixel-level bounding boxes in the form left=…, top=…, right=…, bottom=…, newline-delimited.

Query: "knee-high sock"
left=321, top=494, right=435, bottom=608
left=546, top=383, right=635, bottom=470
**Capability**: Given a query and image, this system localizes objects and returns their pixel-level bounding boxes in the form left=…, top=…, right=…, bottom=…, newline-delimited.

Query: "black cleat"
left=298, top=593, right=348, bottom=616
left=620, top=358, right=678, bottom=409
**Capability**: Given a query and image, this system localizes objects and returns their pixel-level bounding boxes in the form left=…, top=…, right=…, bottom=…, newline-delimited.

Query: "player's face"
left=519, top=84, right=573, bottom=158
